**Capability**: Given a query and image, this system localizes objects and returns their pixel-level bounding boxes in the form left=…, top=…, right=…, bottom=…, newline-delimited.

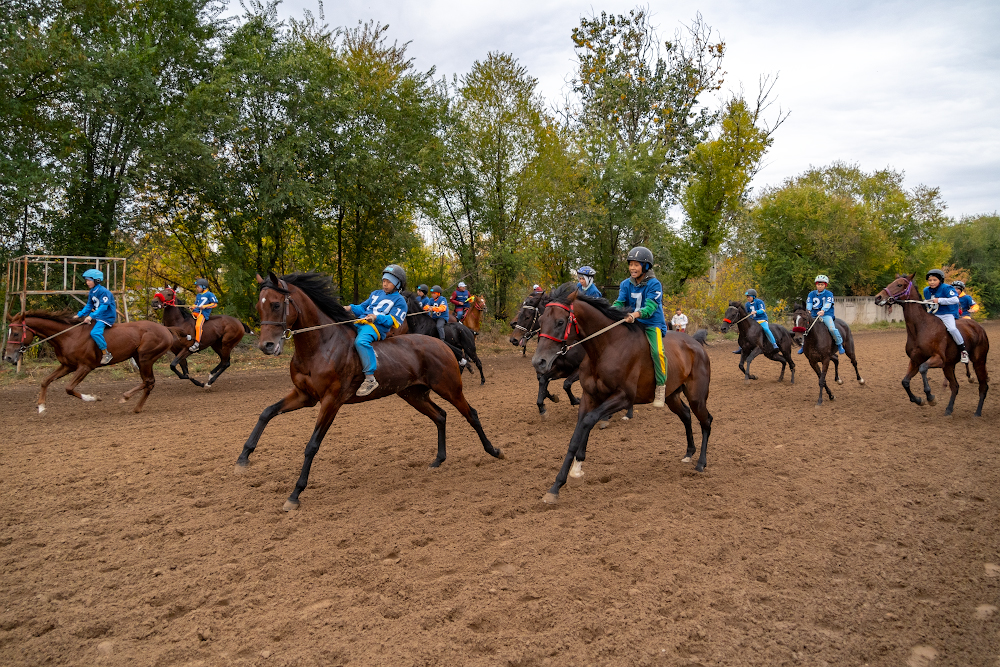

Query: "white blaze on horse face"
left=261, top=297, right=266, bottom=304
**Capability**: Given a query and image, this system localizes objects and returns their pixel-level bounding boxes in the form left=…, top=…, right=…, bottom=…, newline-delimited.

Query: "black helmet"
left=952, top=280, right=965, bottom=290
left=926, top=268, right=946, bottom=282
left=430, top=285, right=442, bottom=294
left=195, top=278, right=210, bottom=289
left=626, top=246, right=654, bottom=271
left=382, top=264, right=407, bottom=291
left=745, top=289, right=757, bottom=298
left=417, top=283, right=429, bottom=293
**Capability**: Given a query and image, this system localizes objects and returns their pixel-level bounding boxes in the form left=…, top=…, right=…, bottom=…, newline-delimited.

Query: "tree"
left=944, top=214, right=1000, bottom=316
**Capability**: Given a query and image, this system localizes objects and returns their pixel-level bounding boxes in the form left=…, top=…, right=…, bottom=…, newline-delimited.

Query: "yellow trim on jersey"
left=359, top=320, right=382, bottom=340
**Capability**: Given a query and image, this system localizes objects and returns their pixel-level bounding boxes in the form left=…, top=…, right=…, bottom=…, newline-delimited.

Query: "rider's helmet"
left=627, top=246, right=654, bottom=272
left=458, top=281, right=467, bottom=289
left=195, top=278, right=210, bottom=289
left=82, top=269, right=104, bottom=282
left=814, top=274, right=830, bottom=285
left=925, top=268, right=946, bottom=282
left=745, top=289, right=758, bottom=298
left=417, top=283, right=429, bottom=294
left=430, top=285, right=442, bottom=295
left=952, top=280, right=965, bottom=291
left=577, top=266, right=596, bottom=277
left=532, top=284, right=541, bottom=291
left=382, top=264, right=407, bottom=292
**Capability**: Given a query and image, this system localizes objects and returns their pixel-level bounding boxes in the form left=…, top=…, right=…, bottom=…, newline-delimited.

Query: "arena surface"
left=1, top=324, right=998, bottom=666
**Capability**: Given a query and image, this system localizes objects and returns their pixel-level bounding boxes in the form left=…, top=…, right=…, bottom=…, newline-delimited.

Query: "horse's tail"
left=242, top=321, right=252, bottom=334
left=692, top=329, right=708, bottom=347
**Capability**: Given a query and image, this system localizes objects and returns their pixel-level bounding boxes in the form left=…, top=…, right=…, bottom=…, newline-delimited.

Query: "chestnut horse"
left=4, top=310, right=174, bottom=413
left=235, top=272, right=503, bottom=511
left=532, top=284, right=713, bottom=504
left=152, top=287, right=251, bottom=388
left=874, top=273, right=989, bottom=416
left=451, top=294, right=486, bottom=331
left=720, top=301, right=796, bottom=384
left=789, top=306, right=864, bottom=406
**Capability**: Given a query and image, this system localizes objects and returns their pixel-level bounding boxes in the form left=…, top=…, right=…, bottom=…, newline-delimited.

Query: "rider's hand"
left=817, top=310, right=825, bottom=317
left=626, top=310, right=641, bottom=323
left=364, top=313, right=377, bottom=322
left=83, top=316, right=92, bottom=324
left=343, top=306, right=352, bottom=313
left=931, top=297, right=939, bottom=304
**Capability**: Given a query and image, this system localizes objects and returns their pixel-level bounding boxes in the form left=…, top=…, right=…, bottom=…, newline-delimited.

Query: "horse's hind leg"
left=127, top=362, right=157, bottom=413
left=36, top=363, right=73, bottom=414
left=832, top=355, right=843, bottom=385
left=665, top=390, right=695, bottom=461
left=564, top=370, right=580, bottom=406
left=398, top=387, right=450, bottom=468
left=284, top=397, right=343, bottom=511
left=205, top=347, right=232, bottom=388
left=942, top=364, right=960, bottom=416
left=682, top=377, right=713, bottom=472
left=435, top=383, right=503, bottom=461
left=236, top=388, right=316, bottom=469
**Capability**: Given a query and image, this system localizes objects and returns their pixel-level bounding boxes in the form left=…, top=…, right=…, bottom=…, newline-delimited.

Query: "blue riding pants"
left=820, top=316, right=843, bottom=346
left=756, top=320, right=778, bottom=349
left=90, top=321, right=109, bottom=350
left=353, top=323, right=380, bottom=375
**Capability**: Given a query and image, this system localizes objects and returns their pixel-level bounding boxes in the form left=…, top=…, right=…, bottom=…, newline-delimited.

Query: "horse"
left=509, top=290, right=635, bottom=426
left=720, top=301, right=796, bottom=384
left=874, top=273, right=989, bottom=416
left=450, top=294, right=486, bottom=332
left=789, top=305, right=864, bottom=406
left=4, top=310, right=174, bottom=413
left=151, top=287, right=251, bottom=388
left=402, top=292, right=485, bottom=385
left=236, top=272, right=503, bottom=511
left=532, top=283, right=713, bottom=504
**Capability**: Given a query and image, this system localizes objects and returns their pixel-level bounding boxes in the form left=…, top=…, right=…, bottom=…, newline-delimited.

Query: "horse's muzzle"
left=258, top=339, right=284, bottom=356
left=4, top=351, right=21, bottom=365
left=532, top=353, right=554, bottom=375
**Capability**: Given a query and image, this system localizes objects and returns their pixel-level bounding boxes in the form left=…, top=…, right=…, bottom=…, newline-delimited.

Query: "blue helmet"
left=577, top=265, right=596, bottom=277
left=83, top=269, right=104, bottom=282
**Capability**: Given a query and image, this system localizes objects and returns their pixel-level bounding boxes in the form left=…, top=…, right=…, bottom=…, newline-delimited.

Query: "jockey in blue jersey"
left=924, top=269, right=969, bottom=364
left=416, top=284, right=431, bottom=309
left=423, top=285, right=450, bottom=341
left=611, top=246, right=668, bottom=408
left=952, top=280, right=977, bottom=320
left=188, top=278, right=218, bottom=352
left=801, top=274, right=845, bottom=355
left=75, top=269, right=117, bottom=365
left=576, top=265, right=602, bottom=299
left=345, top=264, right=409, bottom=396
left=744, top=289, right=777, bottom=350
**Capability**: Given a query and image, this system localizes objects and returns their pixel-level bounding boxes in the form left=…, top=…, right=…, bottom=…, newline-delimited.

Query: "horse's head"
left=255, top=272, right=300, bottom=355
left=510, top=292, right=545, bottom=347
left=719, top=302, right=743, bottom=334
left=151, top=287, right=176, bottom=310
left=874, top=273, right=916, bottom=306
left=4, top=313, right=34, bottom=365
left=472, top=294, right=487, bottom=311
left=532, top=286, right=579, bottom=375
left=789, top=307, right=811, bottom=347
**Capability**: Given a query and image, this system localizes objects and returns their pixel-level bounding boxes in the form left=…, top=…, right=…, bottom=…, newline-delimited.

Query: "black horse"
left=790, top=304, right=865, bottom=405
left=403, top=292, right=485, bottom=385
left=720, top=301, right=796, bottom=384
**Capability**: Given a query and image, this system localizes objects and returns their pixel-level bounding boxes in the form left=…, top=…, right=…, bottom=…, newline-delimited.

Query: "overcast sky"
left=245, top=0, right=999, bottom=219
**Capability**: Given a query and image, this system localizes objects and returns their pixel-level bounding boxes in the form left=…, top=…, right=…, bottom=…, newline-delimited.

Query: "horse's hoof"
left=542, top=492, right=559, bottom=505
left=859, top=378, right=865, bottom=385
left=539, top=411, right=548, bottom=422
left=204, top=383, right=213, bottom=390
left=927, top=398, right=936, bottom=406
left=549, top=394, right=560, bottom=403
left=118, top=398, right=127, bottom=404
left=695, top=462, right=706, bottom=472
left=493, top=448, right=505, bottom=460
left=81, top=393, right=99, bottom=402
left=621, top=415, right=630, bottom=421
left=282, top=499, right=300, bottom=512
left=914, top=397, right=923, bottom=406
left=944, top=409, right=953, bottom=417
left=681, top=456, right=692, bottom=463
left=428, top=459, right=443, bottom=469
left=598, top=420, right=609, bottom=429
left=233, top=462, right=248, bottom=474
left=568, top=460, right=584, bottom=485
left=836, top=378, right=844, bottom=385
left=37, top=404, right=45, bottom=415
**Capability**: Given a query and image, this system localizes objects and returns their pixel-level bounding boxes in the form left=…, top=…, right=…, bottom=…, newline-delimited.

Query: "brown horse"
left=720, top=301, right=796, bottom=384
left=450, top=294, right=486, bottom=331
left=532, top=284, right=713, bottom=504
left=4, top=311, right=174, bottom=413
left=789, top=306, right=864, bottom=406
left=152, top=287, right=251, bottom=388
left=235, top=272, right=503, bottom=511
left=874, top=273, right=989, bottom=416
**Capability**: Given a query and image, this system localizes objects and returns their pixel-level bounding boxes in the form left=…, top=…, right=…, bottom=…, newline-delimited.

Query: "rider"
left=953, top=280, right=978, bottom=319
left=532, top=284, right=545, bottom=296
left=451, top=282, right=471, bottom=321
left=345, top=265, right=409, bottom=396
left=75, top=268, right=117, bottom=365
left=923, top=269, right=970, bottom=364
left=423, top=285, right=450, bottom=341
left=671, top=308, right=688, bottom=333
left=612, top=246, right=668, bottom=408
left=416, top=284, right=431, bottom=309
left=188, top=278, right=218, bottom=352
left=745, top=289, right=777, bottom=350
left=576, top=266, right=602, bottom=299
left=801, top=275, right=846, bottom=355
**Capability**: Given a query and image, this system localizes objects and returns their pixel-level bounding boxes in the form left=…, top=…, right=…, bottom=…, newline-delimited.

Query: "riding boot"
left=797, top=346, right=804, bottom=354
left=100, top=350, right=113, bottom=365
left=732, top=348, right=742, bottom=354
left=653, top=384, right=666, bottom=408
left=958, top=343, right=969, bottom=364
left=837, top=344, right=846, bottom=354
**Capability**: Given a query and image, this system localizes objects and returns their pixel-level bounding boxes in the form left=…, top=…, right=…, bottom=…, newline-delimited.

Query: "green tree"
left=944, top=214, right=1000, bottom=316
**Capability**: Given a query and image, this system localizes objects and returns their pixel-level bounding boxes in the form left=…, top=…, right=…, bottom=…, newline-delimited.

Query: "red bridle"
left=6, top=321, right=36, bottom=348
left=153, top=291, right=176, bottom=306
left=538, top=302, right=579, bottom=344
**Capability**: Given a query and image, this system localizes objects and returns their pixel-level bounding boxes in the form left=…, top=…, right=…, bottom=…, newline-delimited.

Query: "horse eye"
left=271, top=302, right=280, bottom=310
left=556, top=319, right=565, bottom=326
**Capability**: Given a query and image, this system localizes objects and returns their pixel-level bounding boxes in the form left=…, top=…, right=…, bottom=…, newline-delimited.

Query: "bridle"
left=6, top=321, right=36, bottom=353
left=877, top=277, right=939, bottom=313
left=153, top=290, right=177, bottom=307
left=537, top=302, right=579, bottom=347
left=512, top=298, right=542, bottom=340
left=260, top=280, right=297, bottom=340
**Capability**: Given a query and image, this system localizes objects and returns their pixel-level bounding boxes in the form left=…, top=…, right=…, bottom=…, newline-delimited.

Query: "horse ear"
left=255, top=274, right=265, bottom=285
left=906, top=273, right=916, bottom=281
left=268, top=271, right=280, bottom=285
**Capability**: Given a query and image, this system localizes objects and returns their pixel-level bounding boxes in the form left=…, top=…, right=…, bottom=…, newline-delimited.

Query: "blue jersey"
left=428, top=295, right=449, bottom=320
left=923, top=284, right=960, bottom=317
left=77, top=284, right=116, bottom=325
left=615, top=275, right=667, bottom=334
left=746, top=298, right=768, bottom=321
left=350, top=290, right=408, bottom=338
left=450, top=289, right=470, bottom=309
left=417, top=295, right=431, bottom=309
left=578, top=282, right=603, bottom=299
left=958, top=294, right=975, bottom=316
left=806, top=289, right=835, bottom=319
left=193, top=291, right=218, bottom=319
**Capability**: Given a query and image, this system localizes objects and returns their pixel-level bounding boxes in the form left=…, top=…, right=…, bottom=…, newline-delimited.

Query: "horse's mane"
left=728, top=301, right=747, bottom=314
left=262, top=272, right=355, bottom=323
left=402, top=290, right=424, bottom=314
left=175, top=296, right=194, bottom=321
left=549, top=282, right=643, bottom=332
left=792, top=301, right=807, bottom=313
left=21, top=309, right=78, bottom=324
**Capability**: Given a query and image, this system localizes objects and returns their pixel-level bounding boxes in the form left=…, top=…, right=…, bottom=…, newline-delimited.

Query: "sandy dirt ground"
left=1, top=324, right=999, bottom=667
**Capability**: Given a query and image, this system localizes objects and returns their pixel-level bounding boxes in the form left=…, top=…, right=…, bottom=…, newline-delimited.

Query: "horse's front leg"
left=536, top=373, right=552, bottom=417
left=564, top=370, right=580, bottom=406
left=284, top=397, right=343, bottom=511
left=543, top=391, right=631, bottom=504
left=942, top=364, right=960, bottom=416
left=918, top=361, right=936, bottom=406
left=236, top=388, right=316, bottom=470
left=901, top=358, right=924, bottom=405
left=832, top=355, right=843, bottom=385
left=745, top=348, right=762, bottom=382
left=36, top=363, right=73, bottom=414
left=64, top=366, right=97, bottom=403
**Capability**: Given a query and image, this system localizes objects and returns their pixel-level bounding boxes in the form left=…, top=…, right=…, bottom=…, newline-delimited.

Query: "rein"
left=722, top=311, right=755, bottom=327
left=540, top=302, right=630, bottom=357
left=9, top=320, right=88, bottom=352
left=880, top=278, right=939, bottom=313
left=260, top=281, right=364, bottom=340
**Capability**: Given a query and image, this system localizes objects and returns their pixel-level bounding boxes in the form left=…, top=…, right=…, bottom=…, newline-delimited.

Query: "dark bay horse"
left=236, top=272, right=503, bottom=511
left=4, top=310, right=174, bottom=413
left=790, top=306, right=864, bottom=406
left=403, top=292, right=485, bottom=384
left=533, top=284, right=713, bottom=504
left=152, top=287, right=251, bottom=388
left=720, top=301, right=796, bottom=384
left=874, top=274, right=989, bottom=416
